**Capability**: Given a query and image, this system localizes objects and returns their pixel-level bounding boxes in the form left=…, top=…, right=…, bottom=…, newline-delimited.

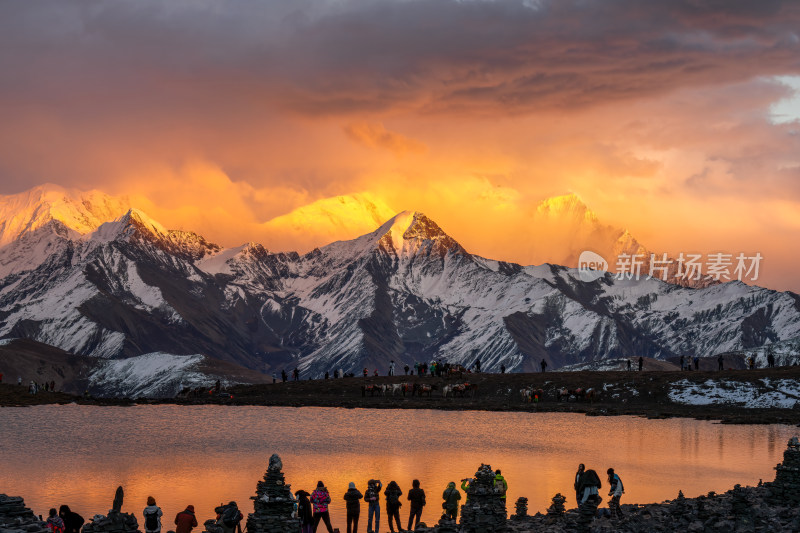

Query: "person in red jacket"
left=174, top=505, right=198, bottom=533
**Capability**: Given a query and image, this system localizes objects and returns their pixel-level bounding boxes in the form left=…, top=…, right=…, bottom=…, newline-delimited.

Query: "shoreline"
left=3, top=368, right=800, bottom=426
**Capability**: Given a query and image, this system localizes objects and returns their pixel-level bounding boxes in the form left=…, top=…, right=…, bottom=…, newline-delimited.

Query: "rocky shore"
left=4, top=438, right=800, bottom=533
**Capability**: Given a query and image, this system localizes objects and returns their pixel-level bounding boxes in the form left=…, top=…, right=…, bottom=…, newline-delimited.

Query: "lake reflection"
left=0, top=405, right=794, bottom=531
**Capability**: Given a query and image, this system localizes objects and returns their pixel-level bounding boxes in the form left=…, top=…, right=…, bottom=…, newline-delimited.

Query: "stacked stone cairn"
left=459, top=463, right=507, bottom=533
left=246, top=453, right=299, bottom=533
left=511, top=497, right=529, bottom=520
left=546, top=493, right=566, bottom=518
left=768, top=436, right=800, bottom=503
left=436, top=515, right=459, bottom=533
left=82, top=486, right=140, bottom=533
left=0, top=494, right=48, bottom=533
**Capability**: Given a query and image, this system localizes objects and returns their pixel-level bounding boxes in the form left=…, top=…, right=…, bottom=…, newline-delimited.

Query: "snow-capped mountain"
left=1, top=189, right=799, bottom=391
left=533, top=194, right=717, bottom=288
left=258, top=193, right=397, bottom=253
left=0, top=183, right=130, bottom=246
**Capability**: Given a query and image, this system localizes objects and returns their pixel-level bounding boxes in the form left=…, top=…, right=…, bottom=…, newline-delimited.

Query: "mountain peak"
left=376, top=210, right=465, bottom=257
left=536, top=193, right=597, bottom=223
left=0, top=183, right=130, bottom=246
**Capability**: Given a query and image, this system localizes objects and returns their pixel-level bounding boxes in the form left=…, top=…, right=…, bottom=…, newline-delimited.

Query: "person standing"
left=296, top=490, right=314, bottom=533
left=406, top=479, right=426, bottom=531
left=573, top=464, right=585, bottom=503
left=540, top=359, right=547, bottom=373
left=475, top=358, right=481, bottom=373
left=768, top=352, right=776, bottom=368
left=500, top=364, right=506, bottom=373
left=693, top=356, right=699, bottom=371
left=441, top=482, right=461, bottom=521
left=718, top=354, right=724, bottom=371
left=174, top=505, right=198, bottom=533
left=493, top=470, right=508, bottom=500
left=343, top=482, right=363, bottom=533
left=58, top=505, right=84, bottom=533
left=679, top=355, right=685, bottom=371
left=638, top=356, right=643, bottom=371
left=282, top=369, right=288, bottom=382
left=311, top=481, right=334, bottom=533
left=607, top=468, right=624, bottom=518
left=294, top=368, right=300, bottom=381
left=404, top=364, right=409, bottom=375
left=143, top=497, right=163, bottom=533
left=365, top=479, right=382, bottom=533
left=388, top=361, right=395, bottom=376
left=383, top=481, right=403, bottom=533
left=627, top=359, right=632, bottom=371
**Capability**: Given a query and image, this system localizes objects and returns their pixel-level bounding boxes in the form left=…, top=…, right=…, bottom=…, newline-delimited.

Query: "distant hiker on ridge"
left=638, top=357, right=643, bottom=371
left=540, top=359, right=547, bottom=373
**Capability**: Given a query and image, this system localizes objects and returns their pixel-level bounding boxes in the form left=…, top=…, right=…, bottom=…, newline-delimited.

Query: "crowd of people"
left=38, top=464, right=626, bottom=533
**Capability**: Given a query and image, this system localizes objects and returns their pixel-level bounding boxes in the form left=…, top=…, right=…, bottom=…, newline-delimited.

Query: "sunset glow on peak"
left=0, top=1, right=798, bottom=290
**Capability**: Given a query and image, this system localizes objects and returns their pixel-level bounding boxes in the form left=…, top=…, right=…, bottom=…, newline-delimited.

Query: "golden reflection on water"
left=0, top=405, right=794, bottom=531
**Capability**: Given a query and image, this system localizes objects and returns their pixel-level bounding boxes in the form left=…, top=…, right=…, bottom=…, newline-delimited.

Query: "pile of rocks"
left=769, top=436, right=800, bottom=503
left=511, top=497, right=528, bottom=519
left=0, top=494, right=48, bottom=533
left=459, top=464, right=507, bottom=533
left=246, top=454, right=298, bottom=533
left=82, top=487, right=140, bottom=533
left=545, top=494, right=566, bottom=518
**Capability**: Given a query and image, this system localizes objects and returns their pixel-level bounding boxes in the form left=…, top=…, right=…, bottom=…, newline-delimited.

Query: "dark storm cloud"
left=2, top=0, right=799, bottom=115
left=1, top=0, right=799, bottom=192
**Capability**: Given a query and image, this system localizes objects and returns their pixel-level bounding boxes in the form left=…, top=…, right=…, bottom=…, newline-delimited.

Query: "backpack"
left=144, top=510, right=159, bottom=532
left=47, top=518, right=65, bottom=533
left=386, top=489, right=400, bottom=506
left=222, top=506, right=241, bottom=528
left=612, top=474, right=624, bottom=493
left=493, top=477, right=506, bottom=496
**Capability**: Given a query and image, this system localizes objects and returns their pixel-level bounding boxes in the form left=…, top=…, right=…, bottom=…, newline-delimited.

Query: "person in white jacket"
left=143, top=496, right=163, bottom=533
left=607, top=468, right=624, bottom=518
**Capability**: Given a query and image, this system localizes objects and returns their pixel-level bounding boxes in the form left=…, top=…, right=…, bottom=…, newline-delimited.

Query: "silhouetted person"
left=59, top=505, right=84, bottom=533
left=343, top=482, right=362, bottom=533
left=573, top=464, right=585, bottom=503
left=768, top=353, right=775, bottom=368
left=281, top=369, right=287, bottom=382
left=540, top=359, right=547, bottom=372
left=407, top=479, right=425, bottom=531
left=384, top=481, right=403, bottom=533
left=638, top=357, right=643, bottom=371
left=627, top=359, right=632, bottom=371
left=718, top=355, right=723, bottom=371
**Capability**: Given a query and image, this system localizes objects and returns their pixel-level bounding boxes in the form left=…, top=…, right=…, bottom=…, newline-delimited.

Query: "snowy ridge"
left=669, top=378, right=800, bottom=409
left=88, top=352, right=211, bottom=398
left=1, top=189, right=800, bottom=383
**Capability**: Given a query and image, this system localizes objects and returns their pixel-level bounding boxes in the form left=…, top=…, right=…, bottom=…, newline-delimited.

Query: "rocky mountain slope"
left=1, top=188, right=799, bottom=392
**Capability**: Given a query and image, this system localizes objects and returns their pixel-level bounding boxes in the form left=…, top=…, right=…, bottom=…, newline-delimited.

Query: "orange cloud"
left=343, top=122, right=427, bottom=156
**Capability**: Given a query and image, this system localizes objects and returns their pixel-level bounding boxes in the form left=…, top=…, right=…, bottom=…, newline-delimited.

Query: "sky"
left=1, top=0, right=800, bottom=290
